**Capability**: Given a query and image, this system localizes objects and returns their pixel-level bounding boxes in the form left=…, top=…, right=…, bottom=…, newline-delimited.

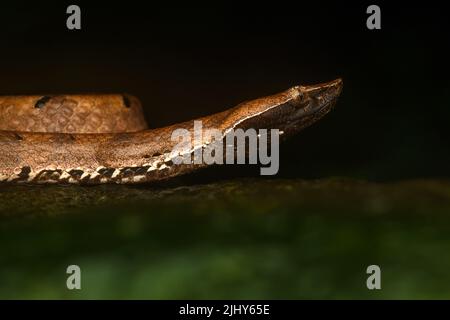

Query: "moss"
left=1, top=178, right=450, bottom=299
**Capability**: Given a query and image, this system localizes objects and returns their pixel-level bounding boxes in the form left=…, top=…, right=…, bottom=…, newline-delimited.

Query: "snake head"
left=234, top=78, right=343, bottom=136
left=277, top=78, right=343, bottom=136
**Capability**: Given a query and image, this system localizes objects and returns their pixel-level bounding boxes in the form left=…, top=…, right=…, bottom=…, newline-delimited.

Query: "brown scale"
left=0, top=94, right=147, bottom=134
left=0, top=79, right=343, bottom=184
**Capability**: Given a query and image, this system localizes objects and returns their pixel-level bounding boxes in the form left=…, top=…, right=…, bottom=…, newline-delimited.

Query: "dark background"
left=1, top=1, right=450, bottom=301
left=0, top=1, right=448, bottom=181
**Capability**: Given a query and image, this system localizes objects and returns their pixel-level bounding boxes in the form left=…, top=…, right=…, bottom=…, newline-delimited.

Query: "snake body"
left=0, top=79, right=342, bottom=184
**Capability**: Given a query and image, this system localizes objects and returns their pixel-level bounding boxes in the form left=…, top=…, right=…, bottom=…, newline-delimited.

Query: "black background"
left=0, top=1, right=448, bottom=181
left=0, top=300, right=439, bottom=317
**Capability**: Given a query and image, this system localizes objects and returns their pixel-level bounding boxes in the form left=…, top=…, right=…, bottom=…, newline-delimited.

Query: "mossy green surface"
left=1, top=178, right=450, bottom=299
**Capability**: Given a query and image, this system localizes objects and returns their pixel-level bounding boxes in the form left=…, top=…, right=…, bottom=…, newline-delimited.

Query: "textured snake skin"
left=0, top=94, right=148, bottom=133
left=0, top=79, right=343, bottom=184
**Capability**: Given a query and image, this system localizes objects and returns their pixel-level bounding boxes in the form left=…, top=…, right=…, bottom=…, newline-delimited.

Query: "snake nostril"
left=35, top=96, right=52, bottom=109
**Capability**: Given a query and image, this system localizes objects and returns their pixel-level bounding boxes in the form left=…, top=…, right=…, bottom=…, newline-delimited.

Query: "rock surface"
left=1, top=178, right=450, bottom=298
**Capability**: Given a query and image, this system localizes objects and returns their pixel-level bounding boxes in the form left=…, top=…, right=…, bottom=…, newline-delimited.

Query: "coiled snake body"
left=0, top=79, right=342, bottom=184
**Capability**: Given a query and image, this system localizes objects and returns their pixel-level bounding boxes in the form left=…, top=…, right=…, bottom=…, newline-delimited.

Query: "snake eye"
left=35, top=96, right=51, bottom=109
left=298, top=91, right=308, bottom=104
left=292, top=87, right=304, bottom=102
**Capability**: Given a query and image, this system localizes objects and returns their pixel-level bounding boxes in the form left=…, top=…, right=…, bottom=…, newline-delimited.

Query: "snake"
left=0, top=79, right=342, bottom=184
